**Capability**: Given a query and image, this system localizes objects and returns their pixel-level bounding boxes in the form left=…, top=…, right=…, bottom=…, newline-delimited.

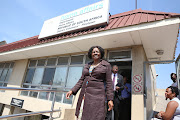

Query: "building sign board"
left=11, top=98, right=24, bottom=108
left=39, top=0, right=110, bottom=39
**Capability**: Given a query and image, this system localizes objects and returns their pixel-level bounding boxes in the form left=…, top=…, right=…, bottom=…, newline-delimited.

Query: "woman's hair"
left=171, top=73, right=177, bottom=77
left=88, top=46, right=104, bottom=59
left=168, top=86, right=179, bottom=97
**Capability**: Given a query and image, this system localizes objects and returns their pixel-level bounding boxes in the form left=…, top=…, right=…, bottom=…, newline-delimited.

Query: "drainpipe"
left=143, top=62, right=147, bottom=120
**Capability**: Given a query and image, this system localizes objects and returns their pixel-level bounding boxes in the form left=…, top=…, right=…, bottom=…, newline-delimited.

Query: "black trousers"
left=119, top=98, right=131, bottom=120
left=106, top=95, right=120, bottom=120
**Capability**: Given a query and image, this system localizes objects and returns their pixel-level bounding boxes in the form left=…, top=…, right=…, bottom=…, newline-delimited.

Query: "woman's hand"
left=155, top=112, right=163, bottom=119
left=108, top=100, right=114, bottom=111
left=66, top=91, right=73, bottom=99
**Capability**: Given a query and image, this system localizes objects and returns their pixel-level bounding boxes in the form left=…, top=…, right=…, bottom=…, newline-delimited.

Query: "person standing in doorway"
left=106, top=65, right=123, bottom=120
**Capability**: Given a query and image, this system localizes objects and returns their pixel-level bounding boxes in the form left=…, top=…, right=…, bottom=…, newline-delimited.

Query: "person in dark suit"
left=106, top=65, right=124, bottom=120
left=66, top=46, right=114, bottom=120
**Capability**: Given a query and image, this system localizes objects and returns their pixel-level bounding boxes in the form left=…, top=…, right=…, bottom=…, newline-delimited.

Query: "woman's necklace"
left=89, top=62, right=101, bottom=76
left=92, top=61, right=101, bottom=67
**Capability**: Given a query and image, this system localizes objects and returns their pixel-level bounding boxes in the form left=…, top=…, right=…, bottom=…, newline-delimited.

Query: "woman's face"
left=92, top=48, right=101, bottom=60
left=165, top=88, right=175, bottom=99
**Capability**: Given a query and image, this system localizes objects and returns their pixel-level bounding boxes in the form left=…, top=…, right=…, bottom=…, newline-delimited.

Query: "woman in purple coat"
left=66, top=46, right=114, bottom=120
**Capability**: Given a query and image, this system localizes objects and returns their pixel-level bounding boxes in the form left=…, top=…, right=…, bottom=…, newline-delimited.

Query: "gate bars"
left=0, top=87, right=71, bottom=120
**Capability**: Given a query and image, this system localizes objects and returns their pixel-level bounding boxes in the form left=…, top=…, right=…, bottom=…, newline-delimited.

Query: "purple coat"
left=71, top=60, right=114, bottom=120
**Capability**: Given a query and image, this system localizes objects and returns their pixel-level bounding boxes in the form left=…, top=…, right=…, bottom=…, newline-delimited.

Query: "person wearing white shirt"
left=156, top=86, right=180, bottom=120
left=106, top=65, right=123, bottom=120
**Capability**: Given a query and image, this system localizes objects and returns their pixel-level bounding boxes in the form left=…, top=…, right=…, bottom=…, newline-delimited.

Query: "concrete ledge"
left=63, top=108, right=76, bottom=120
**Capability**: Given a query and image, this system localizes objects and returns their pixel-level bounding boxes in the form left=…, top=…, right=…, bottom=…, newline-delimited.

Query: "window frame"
left=0, top=62, right=14, bottom=91
left=107, top=49, right=132, bottom=62
left=21, top=54, right=88, bottom=104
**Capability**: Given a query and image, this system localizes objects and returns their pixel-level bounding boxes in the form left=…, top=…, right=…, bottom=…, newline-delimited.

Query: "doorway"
left=110, top=61, right=132, bottom=83
left=109, top=61, right=132, bottom=120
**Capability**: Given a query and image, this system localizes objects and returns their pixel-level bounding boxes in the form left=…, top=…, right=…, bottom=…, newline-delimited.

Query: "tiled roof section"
left=0, top=8, right=180, bottom=53
left=0, top=35, right=39, bottom=53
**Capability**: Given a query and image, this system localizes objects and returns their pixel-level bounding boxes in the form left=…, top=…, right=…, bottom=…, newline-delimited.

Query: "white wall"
left=146, top=64, right=157, bottom=120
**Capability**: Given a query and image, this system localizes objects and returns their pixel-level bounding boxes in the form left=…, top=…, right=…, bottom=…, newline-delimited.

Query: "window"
left=39, top=86, right=51, bottom=100
left=53, top=67, right=68, bottom=86
left=24, top=68, right=35, bottom=83
left=108, top=50, right=132, bottom=62
left=21, top=54, right=88, bottom=104
left=47, top=58, right=57, bottom=66
left=31, top=68, right=44, bottom=85
left=57, top=57, right=69, bottom=65
left=0, top=62, right=14, bottom=92
left=29, top=60, right=36, bottom=67
left=66, top=67, right=83, bottom=88
left=71, top=55, right=83, bottom=65
left=37, top=59, right=46, bottom=66
left=42, top=68, right=55, bottom=85
left=21, top=85, right=29, bottom=96
left=29, top=86, right=39, bottom=98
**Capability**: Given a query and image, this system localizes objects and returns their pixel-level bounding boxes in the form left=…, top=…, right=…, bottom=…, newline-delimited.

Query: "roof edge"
left=0, top=35, right=39, bottom=48
left=110, top=8, right=180, bottom=19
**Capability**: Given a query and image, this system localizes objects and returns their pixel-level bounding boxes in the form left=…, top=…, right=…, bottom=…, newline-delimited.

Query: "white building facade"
left=0, top=8, right=180, bottom=120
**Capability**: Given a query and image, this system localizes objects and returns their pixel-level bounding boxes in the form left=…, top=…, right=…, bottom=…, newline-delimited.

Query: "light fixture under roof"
left=156, top=50, right=164, bottom=55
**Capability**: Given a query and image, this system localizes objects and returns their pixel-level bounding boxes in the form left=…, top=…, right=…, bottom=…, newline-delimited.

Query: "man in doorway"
left=106, top=65, right=124, bottom=120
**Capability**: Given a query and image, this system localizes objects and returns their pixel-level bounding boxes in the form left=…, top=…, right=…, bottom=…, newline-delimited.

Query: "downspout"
left=143, top=61, right=147, bottom=120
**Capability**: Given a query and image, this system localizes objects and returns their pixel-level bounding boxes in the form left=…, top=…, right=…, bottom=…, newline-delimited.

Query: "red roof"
left=0, top=8, right=180, bottom=53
